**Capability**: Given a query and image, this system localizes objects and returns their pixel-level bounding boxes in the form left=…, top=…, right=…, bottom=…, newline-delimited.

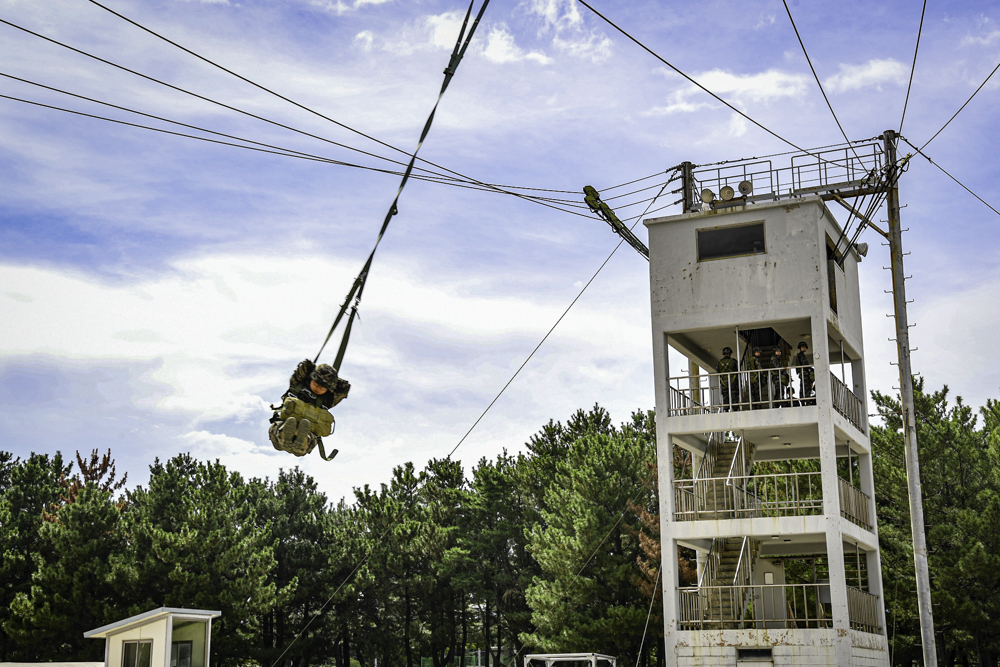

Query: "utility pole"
left=883, top=128, right=937, bottom=666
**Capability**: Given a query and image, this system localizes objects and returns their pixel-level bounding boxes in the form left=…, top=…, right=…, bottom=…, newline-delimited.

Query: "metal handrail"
left=847, top=586, right=882, bottom=634
left=696, top=431, right=726, bottom=481
left=830, top=372, right=866, bottom=433
left=667, top=365, right=814, bottom=416
left=673, top=472, right=824, bottom=521
left=697, top=539, right=720, bottom=588
left=677, top=583, right=835, bottom=630
left=838, top=477, right=873, bottom=531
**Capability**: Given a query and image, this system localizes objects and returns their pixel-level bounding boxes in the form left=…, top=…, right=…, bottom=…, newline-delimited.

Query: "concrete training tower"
left=646, top=189, right=890, bottom=666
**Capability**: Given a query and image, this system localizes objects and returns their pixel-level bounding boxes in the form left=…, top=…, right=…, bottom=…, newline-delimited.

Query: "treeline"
left=4, top=385, right=1000, bottom=667
left=0, top=406, right=663, bottom=667
left=872, top=381, right=1000, bottom=667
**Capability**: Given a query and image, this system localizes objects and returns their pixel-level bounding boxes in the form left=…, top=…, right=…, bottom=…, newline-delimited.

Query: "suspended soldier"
left=796, top=341, right=816, bottom=405
left=269, top=360, right=351, bottom=460
left=716, top=346, right=739, bottom=411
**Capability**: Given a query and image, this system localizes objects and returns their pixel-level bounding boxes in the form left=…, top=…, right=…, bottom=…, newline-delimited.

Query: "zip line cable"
left=635, top=566, right=662, bottom=667
left=0, top=18, right=623, bottom=203
left=79, top=0, right=648, bottom=201
left=0, top=87, right=598, bottom=217
left=781, top=0, right=863, bottom=165
left=899, top=0, right=927, bottom=135
left=445, top=175, right=672, bottom=460
left=576, top=0, right=853, bottom=169
left=918, top=57, right=1000, bottom=152
left=313, top=0, right=490, bottom=373
left=900, top=136, right=1000, bottom=217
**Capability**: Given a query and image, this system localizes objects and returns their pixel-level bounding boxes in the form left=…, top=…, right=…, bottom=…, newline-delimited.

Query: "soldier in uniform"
left=770, top=347, right=791, bottom=407
left=746, top=347, right=765, bottom=407
left=269, top=360, right=351, bottom=458
left=716, top=346, right=739, bottom=411
left=795, top=341, right=815, bottom=405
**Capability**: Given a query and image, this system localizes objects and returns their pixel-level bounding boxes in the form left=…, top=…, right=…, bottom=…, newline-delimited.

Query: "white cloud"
left=354, top=30, right=374, bottom=51
left=308, top=0, right=390, bottom=14
left=527, top=0, right=612, bottom=63
left=961, top=30, right=1000, bottom=46
left=824, top=58, right=907, bottom=93
left=0, top=252, right=654, bottom=500
left=482, top=24, right=552, bottom=65
left=427, top=11, right=466, bottom=50
left=645, top=68, right=809, bottom=115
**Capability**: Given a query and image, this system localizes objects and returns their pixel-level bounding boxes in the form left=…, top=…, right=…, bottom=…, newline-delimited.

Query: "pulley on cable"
left=267, top=0, right=491, bottom=462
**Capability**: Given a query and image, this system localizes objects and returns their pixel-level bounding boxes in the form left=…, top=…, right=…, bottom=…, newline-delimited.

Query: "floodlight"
left=738, top=180, right=753, bottom=195
left=855, top=242, right=869, bottom=257
left=700, top=188, right=715, bottom=203
left=720, top=185, right=735, bottom=201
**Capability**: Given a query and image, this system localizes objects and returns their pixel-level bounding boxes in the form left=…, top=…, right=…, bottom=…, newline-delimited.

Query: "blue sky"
left=2, top=0, right=998, bottom=501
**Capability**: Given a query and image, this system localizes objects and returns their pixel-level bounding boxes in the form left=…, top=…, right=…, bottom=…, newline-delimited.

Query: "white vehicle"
left=524, top=653, right=616, bottom=667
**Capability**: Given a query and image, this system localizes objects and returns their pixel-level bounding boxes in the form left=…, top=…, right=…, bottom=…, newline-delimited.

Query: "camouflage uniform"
left=269, top=360, right=350, bottom=457
left=746, top=351, right=765, bottom=406
left=796, top=344, right=815, bottom=405
left=716, top=351, right=739, bottom=411
left=768, top=349, right=791, bottom=407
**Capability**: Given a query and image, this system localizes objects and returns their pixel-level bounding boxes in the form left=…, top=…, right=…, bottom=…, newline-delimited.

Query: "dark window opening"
left=736, top=648, right=773, bottom=660
left=171, top=641, right=193, bottom=667
left=123, top=641, right=152, bottom=667
left=696, top=222, right=766, bottom=261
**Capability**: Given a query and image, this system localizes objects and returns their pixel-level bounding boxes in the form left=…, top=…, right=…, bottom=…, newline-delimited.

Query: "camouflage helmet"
left=722, top=346, right=733, bottom=354
left=753, top=346, right=762, bottom=353
left=798, top=341, right=809, bottom=349
left=311, top=364, right=338, bottom=390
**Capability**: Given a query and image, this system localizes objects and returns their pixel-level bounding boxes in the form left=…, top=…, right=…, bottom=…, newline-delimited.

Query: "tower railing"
left=667, top=365, right=817, bottom=416
left=830, top=372, right=866, bottom=433
left=838, top=477, right=873, bottom=531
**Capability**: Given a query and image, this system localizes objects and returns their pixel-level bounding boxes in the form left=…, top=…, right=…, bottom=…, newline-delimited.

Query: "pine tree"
left=0, top=452, right=71, bottom=660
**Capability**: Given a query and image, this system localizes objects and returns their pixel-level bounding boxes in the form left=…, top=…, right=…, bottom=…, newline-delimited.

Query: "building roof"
left=84, top=608, right=221, bottom=639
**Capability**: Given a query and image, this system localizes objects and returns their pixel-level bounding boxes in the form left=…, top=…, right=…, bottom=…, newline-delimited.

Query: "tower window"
left=696, top=221, right=766, bottom=261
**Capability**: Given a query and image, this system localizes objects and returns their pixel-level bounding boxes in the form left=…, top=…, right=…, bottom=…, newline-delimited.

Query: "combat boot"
left=280, top=417, right=298, bottom=449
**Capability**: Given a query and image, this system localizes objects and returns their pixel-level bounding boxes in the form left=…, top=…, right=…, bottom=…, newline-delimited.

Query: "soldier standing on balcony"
left=746, top=347, right=765, bottom=408
left=796, top=341, right=816, bottom=405
left=770, top=347, right=791, bottom=407
left=716, top=346, right=739, bottom=411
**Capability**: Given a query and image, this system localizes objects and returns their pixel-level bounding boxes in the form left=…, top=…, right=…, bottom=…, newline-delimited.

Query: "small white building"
left=84, top=608, right=220, bottom=667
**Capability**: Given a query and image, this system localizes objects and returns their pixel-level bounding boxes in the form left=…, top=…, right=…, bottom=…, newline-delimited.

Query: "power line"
left=781, top=0, right=862, bottom=164
left=576, top=0, right=853, bottom=168
left=900, top=136, right=1000, bottom=217
left=0, top=18, right=602, bottom=206
left=0, top=87, right=598, bottom=218
left=919, top=57, right=1000, bottom=152
left=445, top=176, right=670, bottom=459
left=81, top=1, right=631, bottom=203
left=899, top=0, right=927, bottom=135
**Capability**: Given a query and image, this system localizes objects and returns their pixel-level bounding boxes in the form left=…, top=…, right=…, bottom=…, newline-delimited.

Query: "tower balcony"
left=667, top=366, right=867, bottom=434
left=671, top=432, right=873, bottom=531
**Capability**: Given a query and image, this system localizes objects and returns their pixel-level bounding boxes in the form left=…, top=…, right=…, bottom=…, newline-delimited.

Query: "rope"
left=314, top=0, right=490, bottom=371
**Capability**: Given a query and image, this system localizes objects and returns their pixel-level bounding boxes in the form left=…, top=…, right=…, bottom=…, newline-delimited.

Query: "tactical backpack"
left=277, top=396, right=335, bottom=437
